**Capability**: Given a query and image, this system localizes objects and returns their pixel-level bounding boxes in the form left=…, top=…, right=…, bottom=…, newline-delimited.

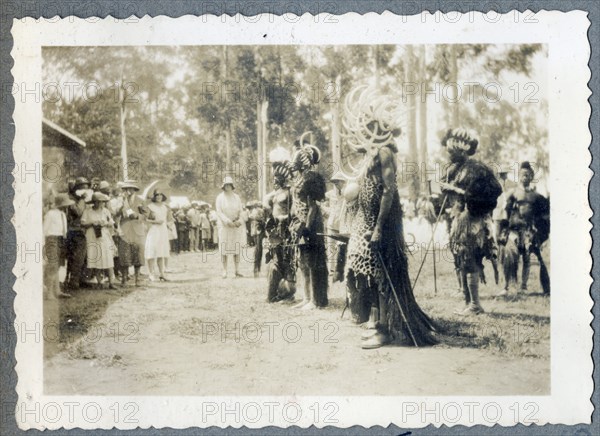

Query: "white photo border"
left=9, top=10, right=593, bottom=430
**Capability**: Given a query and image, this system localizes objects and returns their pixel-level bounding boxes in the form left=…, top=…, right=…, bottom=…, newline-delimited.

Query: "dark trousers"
left=66, top=230, right=86, bottom=288
left=176, top=224, right=189, bottom=251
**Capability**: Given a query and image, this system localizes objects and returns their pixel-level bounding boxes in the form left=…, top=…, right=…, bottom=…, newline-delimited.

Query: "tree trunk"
left=331, top=74, right=342, bottom=169
left=418, top=45, right=428, bottom=193
left=261, top=100, right=269, bottom=201
left=222, top=46, right=232, bottom=168
left=256, top=99, right=263, bottom=199
left=373, top=46, right=380, bottom=86
left=405, top=45, right=419, bottom=200
left=449, top=44, right=459, bottom=126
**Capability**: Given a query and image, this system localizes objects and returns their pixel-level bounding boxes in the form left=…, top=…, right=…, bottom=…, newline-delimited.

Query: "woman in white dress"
left=215, top=176, right=245, bottom=278
left=145, top=189, right=171, bottom=281
left=81, top=192, right=117, bottom=289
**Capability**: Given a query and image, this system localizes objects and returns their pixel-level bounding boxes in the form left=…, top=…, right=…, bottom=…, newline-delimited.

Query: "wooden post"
left=119, top=68, right=128, bottom=181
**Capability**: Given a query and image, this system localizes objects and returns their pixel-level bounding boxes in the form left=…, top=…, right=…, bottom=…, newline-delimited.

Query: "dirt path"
left=45, top=249, right=549, bottom=396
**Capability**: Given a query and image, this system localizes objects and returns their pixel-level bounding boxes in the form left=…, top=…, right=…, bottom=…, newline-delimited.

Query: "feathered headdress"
left=341, top=84, right=403, bottom=157
left=441, top=128, right=479, bottom=156
left=269, top=145, right=294, bottom=180
left=292, top=131, right=321, bottom=171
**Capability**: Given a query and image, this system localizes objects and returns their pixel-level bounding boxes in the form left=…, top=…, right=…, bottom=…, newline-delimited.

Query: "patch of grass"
left=55, top=286, right=135, bottom=350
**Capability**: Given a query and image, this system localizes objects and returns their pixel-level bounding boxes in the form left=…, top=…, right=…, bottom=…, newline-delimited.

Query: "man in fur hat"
left=440, top=128, right=502, bottom=314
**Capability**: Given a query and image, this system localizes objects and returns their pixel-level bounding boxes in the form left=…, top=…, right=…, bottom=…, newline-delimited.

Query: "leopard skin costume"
left=345, top=153, right=437, bottom=345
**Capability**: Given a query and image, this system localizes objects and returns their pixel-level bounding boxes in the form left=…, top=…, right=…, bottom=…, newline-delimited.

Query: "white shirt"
left=43, top=209, right=67, bottom=237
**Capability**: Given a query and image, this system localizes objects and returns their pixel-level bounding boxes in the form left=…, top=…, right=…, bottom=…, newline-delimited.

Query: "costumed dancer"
left=290, top=132, right=329, bottom=309
left=341, top=85, right=437, bottom=349
left=248, top=201, right=266, bottom=277
left=440, top=128, right=502, bottom=315
left=502, top=161, right=550, bottom=295
left=264, top=146, right=297, bottom=302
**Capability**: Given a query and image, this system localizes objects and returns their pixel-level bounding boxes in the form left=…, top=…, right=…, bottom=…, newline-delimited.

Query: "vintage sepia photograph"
left=9, top=11, right=593, bottom=430
left=40, top=42, right=551, bottom=396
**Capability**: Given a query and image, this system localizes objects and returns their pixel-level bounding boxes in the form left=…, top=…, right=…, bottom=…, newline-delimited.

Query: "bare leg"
left=221, top=255, right=228, bottom=278
left=107, top=268, right=117, bottom=289
left=234, top=254, right=242, bottom=277
left=157, top=258, right=166, bottom=278
left=301, top=268, right=317, bottom=310
left=94, top=269, right=103, bottom=288
left=147, top=258, right=157, bottom=280
left=294, top=259, right=313, bottom=309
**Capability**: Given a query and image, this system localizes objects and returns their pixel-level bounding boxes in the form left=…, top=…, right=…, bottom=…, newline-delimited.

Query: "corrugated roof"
left=42, top=118, right=86, bottom=148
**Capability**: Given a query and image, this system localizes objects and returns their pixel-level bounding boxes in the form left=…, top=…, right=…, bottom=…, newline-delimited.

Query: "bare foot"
left=301, top=301, right=316, bottom=311
left=292, top=300, right=308, bottom=309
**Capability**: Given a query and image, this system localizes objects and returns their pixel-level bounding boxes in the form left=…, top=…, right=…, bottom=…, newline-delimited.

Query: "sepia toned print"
left=11, top=11, right=592, bottom=430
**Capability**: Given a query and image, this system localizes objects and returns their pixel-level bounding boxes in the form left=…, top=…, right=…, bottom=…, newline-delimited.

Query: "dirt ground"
left=44, top=243, right=550, bottom=396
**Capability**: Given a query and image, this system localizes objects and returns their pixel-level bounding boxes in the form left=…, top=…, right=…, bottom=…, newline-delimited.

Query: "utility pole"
left=119, top=66, right=128, bottom=181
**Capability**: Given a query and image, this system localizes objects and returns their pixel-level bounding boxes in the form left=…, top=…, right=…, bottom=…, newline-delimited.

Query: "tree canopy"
left=42, top=44, right=548, bottom=202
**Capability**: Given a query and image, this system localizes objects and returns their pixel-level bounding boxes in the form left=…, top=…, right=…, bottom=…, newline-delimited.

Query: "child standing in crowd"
left=178, top=206, right=191, bottom=252
left=81, top=192, right=118, bottom=289
left=167, top=206, right=179, bottom=254
left=187, top=203, right=201, bottom=252
left=199, top=205, right=211, bottom=251
left=43, top=193, right=74, bottom=299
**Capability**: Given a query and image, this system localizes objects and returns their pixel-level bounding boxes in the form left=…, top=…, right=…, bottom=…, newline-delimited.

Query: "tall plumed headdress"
left=341, top=84, right=403, bottom=157
left=269, top=145, right=294, bottom=180
left=441, top=128, right=479, bottom=156
left=292, top=131, right=322, bottom=171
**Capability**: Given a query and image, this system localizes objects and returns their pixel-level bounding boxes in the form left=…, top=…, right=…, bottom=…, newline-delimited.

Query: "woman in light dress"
left=145, top=189, right=171, bottom=282
left=215, top=176, right=245, bottom=278
left=81, top=192, right=118, bottom=289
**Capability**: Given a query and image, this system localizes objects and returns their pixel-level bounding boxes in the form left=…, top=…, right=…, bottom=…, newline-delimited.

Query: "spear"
left=376, top=249, right=419, bottom=348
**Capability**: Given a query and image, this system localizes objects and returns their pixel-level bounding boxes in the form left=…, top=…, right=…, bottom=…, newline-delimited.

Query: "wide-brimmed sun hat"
left=54, top=193, right=75, bottom=208
left=98, top=180, right=111, bottom=193
left=120, top=180, right=140, bottom=191
left=92, top=192, right=110, bottom=203
left=151, top=189, right=167, bottom=202
left=73, top=176, right=90, bottom=190
left=221, top=176, right=235, bottom=190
